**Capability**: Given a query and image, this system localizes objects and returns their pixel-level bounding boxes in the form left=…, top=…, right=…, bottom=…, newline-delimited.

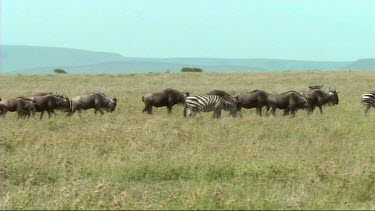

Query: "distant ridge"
left=344, top=59, right=375, bottom=70
left=1, top=45, right=374, bottom=74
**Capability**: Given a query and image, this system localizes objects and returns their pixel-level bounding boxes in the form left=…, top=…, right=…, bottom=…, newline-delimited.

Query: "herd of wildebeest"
left=1, top=84, right=375, bottom=119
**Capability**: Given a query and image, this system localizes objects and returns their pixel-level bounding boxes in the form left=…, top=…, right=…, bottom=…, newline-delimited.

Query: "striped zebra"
left=361, top=92, right=375, bottom=114
left=184, top=94, right=239, bottom=118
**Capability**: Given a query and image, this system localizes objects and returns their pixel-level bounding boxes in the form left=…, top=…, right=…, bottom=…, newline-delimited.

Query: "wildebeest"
left=31, top=94, right=70, bottom=119
left=267, top=91, right=308, bottom=117
left=34, top=92, right=64, bottom=97
left=0, top=97, right=37, bottom=118
left=235, top=89, right=271, bottom=116
left=303, top=88, right=339, bottom=114
left=67, top=91, right=117, bottom=118
left=142, top=88, right=189, bottom=114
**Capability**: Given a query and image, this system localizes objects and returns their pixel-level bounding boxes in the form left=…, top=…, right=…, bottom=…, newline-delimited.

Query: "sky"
left=1, top=0, right=374, bottom=61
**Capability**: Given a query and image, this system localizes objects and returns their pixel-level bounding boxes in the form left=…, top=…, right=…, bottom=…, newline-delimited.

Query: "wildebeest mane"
left=162, top=88, right=187, bottom=96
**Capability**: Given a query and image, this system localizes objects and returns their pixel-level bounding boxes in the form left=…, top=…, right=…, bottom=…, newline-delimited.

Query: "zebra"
left=361, top=92, right=375, bottom=114
left=184, top=94, right=239, bottom=118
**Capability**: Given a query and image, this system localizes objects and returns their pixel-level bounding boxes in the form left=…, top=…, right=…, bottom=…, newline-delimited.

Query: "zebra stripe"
left=186, top=95, right=221, bottom=112
left=361, top=92, right=375, bottom=114
left=185, top=94, right=238, bottom=118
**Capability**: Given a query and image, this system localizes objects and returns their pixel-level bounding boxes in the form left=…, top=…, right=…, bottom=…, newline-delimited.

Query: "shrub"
left=53, top=69, right=68, bottom=74
left=181, top=67, right=203, bottom=72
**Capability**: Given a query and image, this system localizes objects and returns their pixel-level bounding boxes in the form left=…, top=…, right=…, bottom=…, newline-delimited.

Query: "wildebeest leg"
left=78, top=109, right=82, bottom=118
left=183, top=106, right=187, bottom=117
left=67, top=108, right=76, bottom=117
left=290, top=107, right=296, bottom=117
left=257, top=107, right=262, bottom=117
left=283, top=108, right=289, bottom=116
left=40, top=111, right=45, bottom=120
left=47, top=111, right=53, bottom=118
left=309, top=106, right=316, bottom=114
left=26, top=112, right=31, bottom=119
left=0, top=109, right=7, bottom=118
left=1, top=109, right=7, bottom=118
left=142, top=106, right=148, bottom=113
left=99, top=109, right=104, bottom=116
left=167, top=106, right=172, bottom=114
left=318, top=105, right=323, bottom=114
left=17, top=111, right=23, bottom=119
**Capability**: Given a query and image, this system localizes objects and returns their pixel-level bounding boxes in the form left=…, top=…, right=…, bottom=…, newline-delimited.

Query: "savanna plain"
left=1, top=71, right=375, bottom=210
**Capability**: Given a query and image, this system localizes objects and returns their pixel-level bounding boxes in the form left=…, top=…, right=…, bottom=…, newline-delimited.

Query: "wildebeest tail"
left=69, top=100, right=73, bottom=112
left=142, top=95, right=145, bottom=102
left=183, top=103, right=187, bottom=117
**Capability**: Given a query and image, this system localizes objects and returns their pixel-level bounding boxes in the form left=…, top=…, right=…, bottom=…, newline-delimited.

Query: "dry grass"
left=1, top=71, right=375, bottom=209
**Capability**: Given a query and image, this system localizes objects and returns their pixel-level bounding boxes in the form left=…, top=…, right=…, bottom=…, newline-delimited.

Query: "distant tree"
left=180, top=67, right=203, bottom=72
left=54, top=68, right=68, bottom=74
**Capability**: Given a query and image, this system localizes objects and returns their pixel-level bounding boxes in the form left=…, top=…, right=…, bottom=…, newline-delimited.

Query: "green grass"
left=1, top=71, right=375, bottom=209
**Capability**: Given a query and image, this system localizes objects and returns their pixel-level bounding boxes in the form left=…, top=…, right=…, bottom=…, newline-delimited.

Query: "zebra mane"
left=220, top=96, right=236, bottom=108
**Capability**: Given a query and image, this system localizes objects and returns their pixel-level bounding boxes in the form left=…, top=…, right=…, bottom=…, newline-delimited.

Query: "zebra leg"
left=267, top=107, right=275, bottom=116
left=186, top=108, right=194, bottom=118
left=266, top=107, right=272, bottom=116
left=237, top=107, right=243, bottom=118
left=364, top=106, right=371, bottom=115
left=213, top=109, right=221, bottom=118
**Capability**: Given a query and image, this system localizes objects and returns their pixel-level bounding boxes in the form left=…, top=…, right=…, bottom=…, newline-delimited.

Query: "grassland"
left=1, top=71, right=375, bottom=210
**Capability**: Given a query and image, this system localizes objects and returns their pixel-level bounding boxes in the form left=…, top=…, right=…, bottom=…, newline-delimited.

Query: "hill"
left=344, top=59, right=375, bottom=70
left=1, top=45, right=374, bottom=73
left=1, top=45, right=125, bottom=73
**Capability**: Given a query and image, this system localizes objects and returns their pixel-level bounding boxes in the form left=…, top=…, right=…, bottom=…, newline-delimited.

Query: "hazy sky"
left=1, top=0, right=374, bottom=61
